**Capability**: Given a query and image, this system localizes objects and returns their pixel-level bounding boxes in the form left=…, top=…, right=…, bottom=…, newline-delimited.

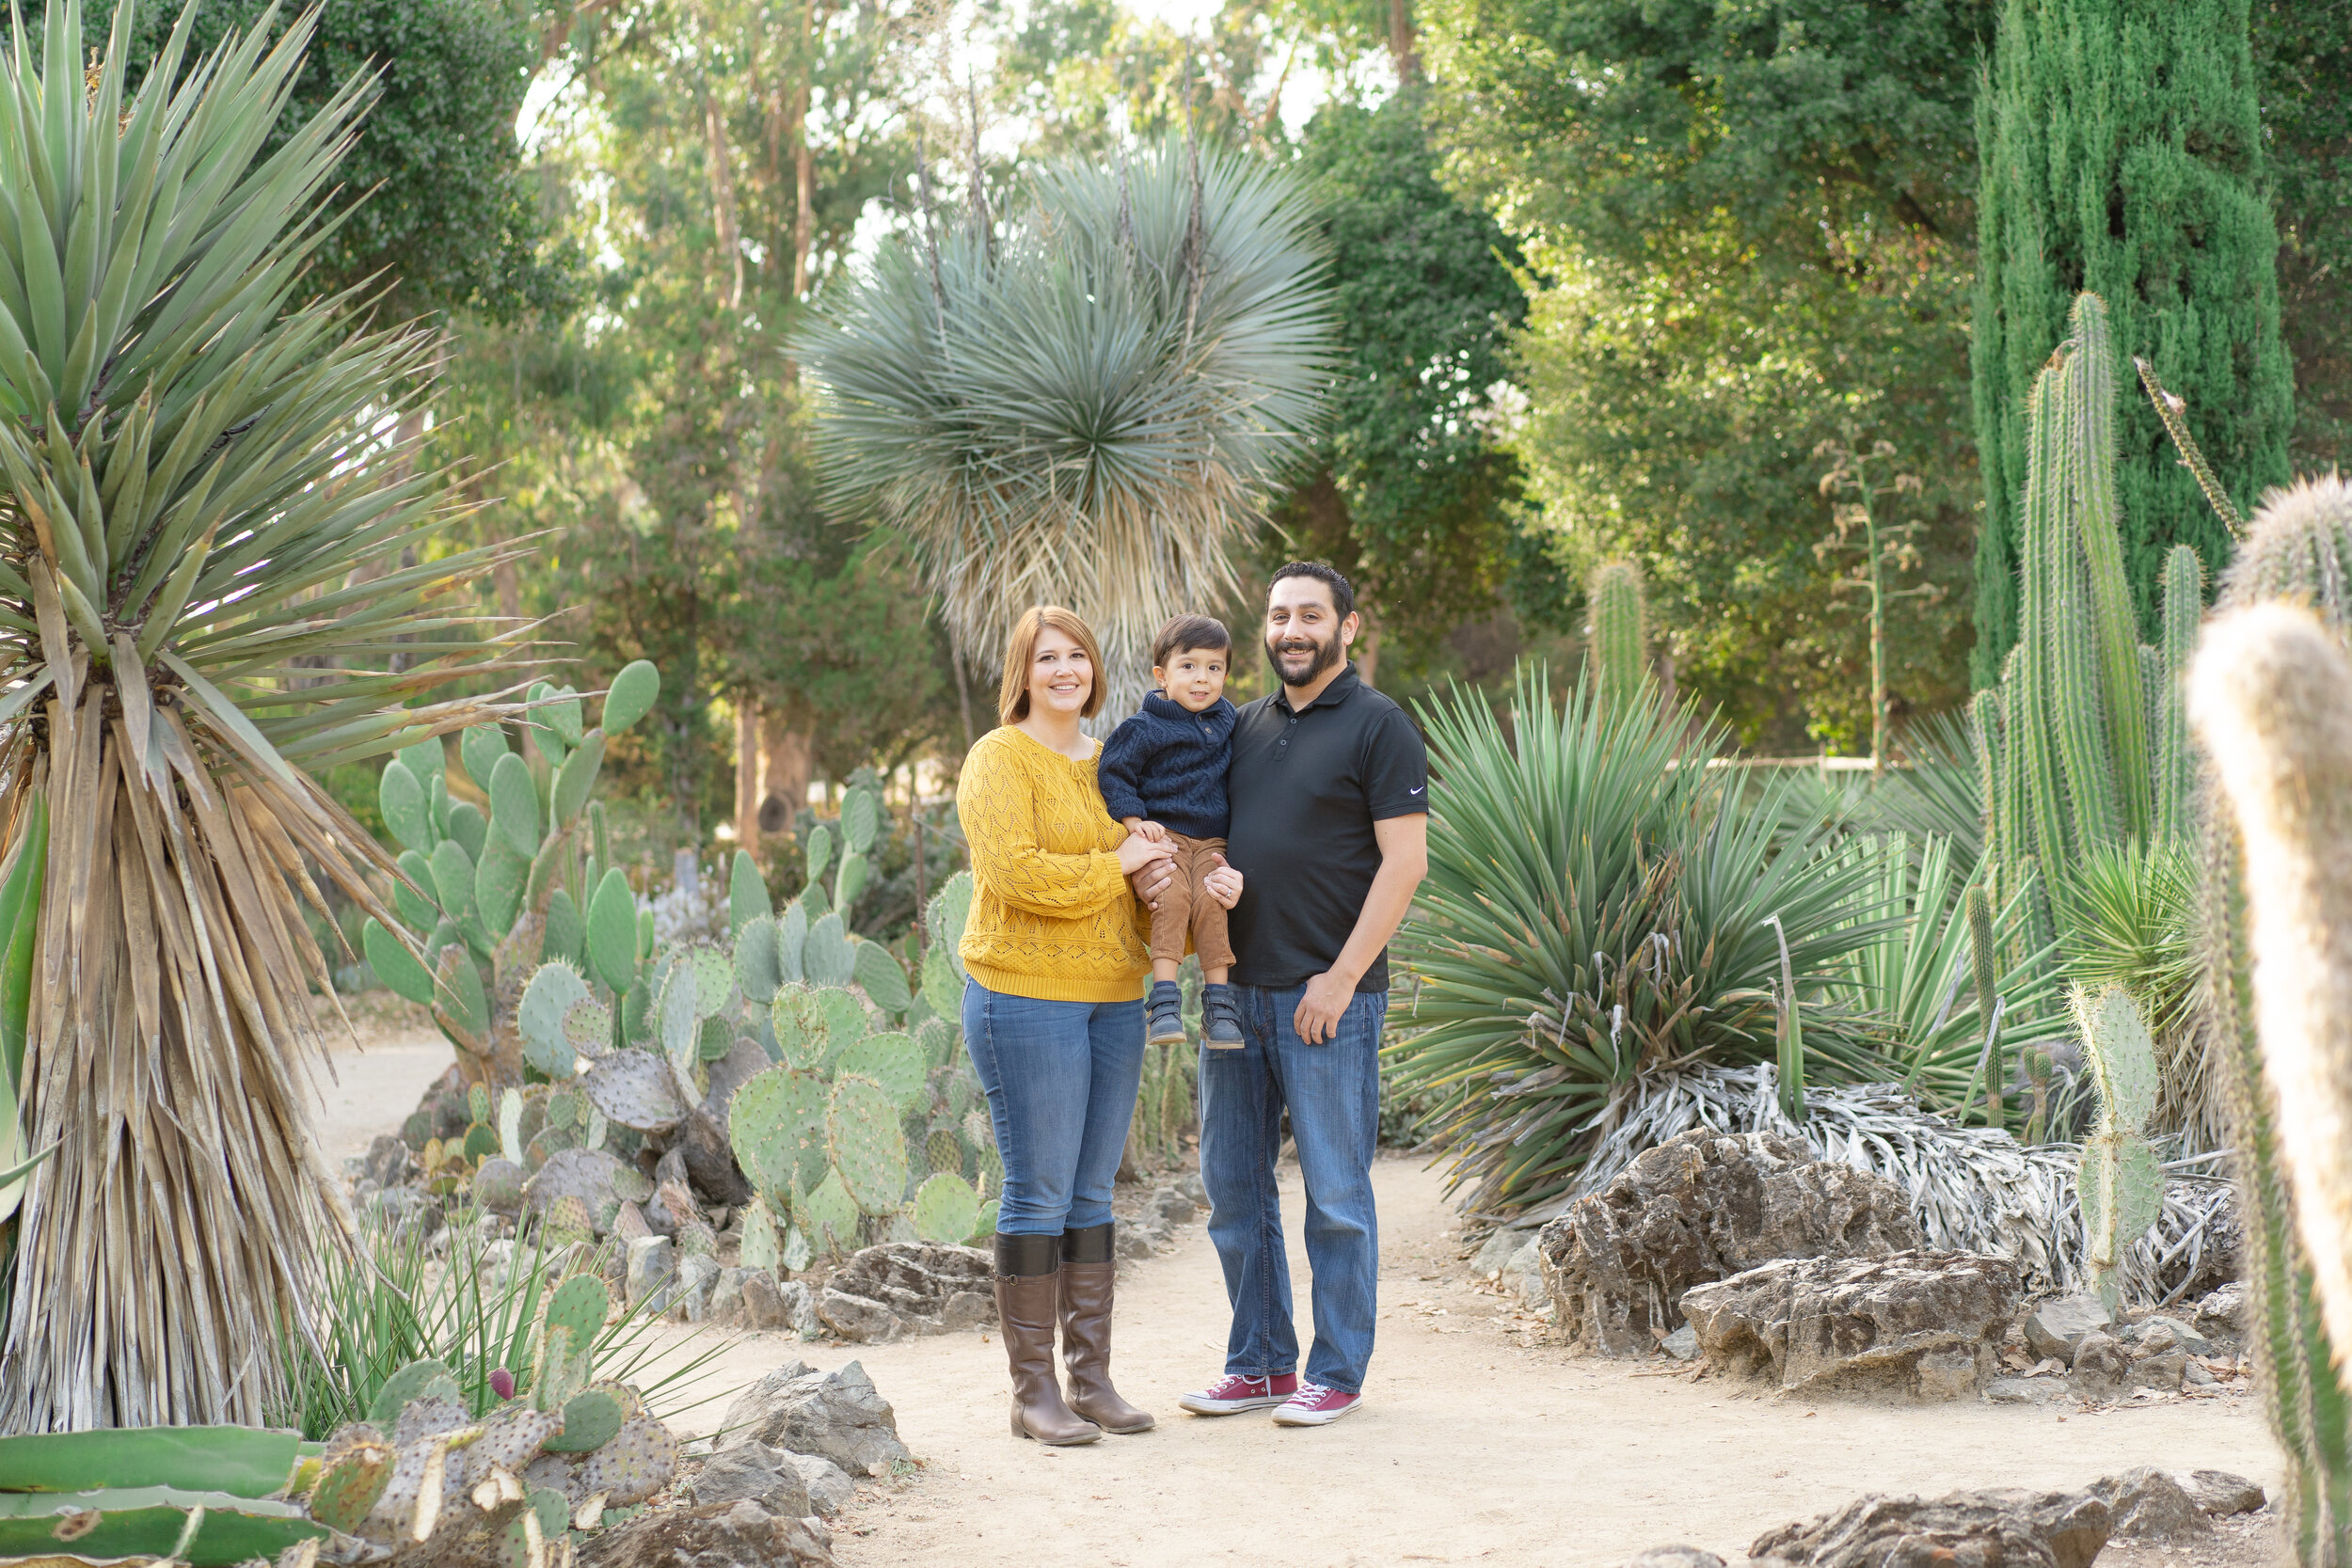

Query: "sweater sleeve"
left=1094, top=718, right=1155, bottom=824
left=957, top=738, right=1130, bottom=919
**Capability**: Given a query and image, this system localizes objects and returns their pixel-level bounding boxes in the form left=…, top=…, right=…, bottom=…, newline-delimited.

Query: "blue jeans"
left=1198, top=984, right=1386, bottom=1393
left=962, top=978, right=1146, bottom=1236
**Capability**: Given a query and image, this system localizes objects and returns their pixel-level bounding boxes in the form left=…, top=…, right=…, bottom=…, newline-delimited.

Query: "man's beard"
left=1265, top=628, right=1342, bottom=689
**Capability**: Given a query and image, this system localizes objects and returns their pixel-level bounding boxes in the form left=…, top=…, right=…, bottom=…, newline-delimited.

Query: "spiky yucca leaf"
left=0, top=0, right=531, bottom=1430
left=798, top=139, right=1331, bottom=712
left=1390, top=664, right=1899, bottom=1219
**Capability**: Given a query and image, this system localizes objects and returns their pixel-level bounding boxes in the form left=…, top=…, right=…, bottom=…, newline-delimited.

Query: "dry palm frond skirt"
left=0, top=668, right=381, bottom=1429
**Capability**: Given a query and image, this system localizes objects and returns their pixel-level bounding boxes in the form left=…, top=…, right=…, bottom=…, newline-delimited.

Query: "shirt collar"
left=1143, top=691, right=1231, bottom=722
left=1275, top=662, right=1360, bottom=714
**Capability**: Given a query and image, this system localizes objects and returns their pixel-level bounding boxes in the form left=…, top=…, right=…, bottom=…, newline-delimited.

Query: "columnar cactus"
left=2189, top=474, right=2352, bottom=1568
left=2072, top=984, right=2164, bottom=1309
left=1588, top=562, right=1646, bottom=713
left=365, top=663, right=660, bottom=1085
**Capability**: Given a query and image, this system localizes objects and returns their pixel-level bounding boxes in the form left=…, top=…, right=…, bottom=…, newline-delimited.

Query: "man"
left=1165, top=561, right=1428, bottom=1428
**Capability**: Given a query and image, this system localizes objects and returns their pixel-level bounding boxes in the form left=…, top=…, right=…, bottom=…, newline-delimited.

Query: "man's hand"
left=1129, top=853, right=1178, bottom=909
left=1116, top=832, right=1175, bottom=878
left=1124, top=816, right=1169, bottom=844
left=1294, top=970, right=1355, bottom=1044
left=1201, top=851, right=1242, bottom=910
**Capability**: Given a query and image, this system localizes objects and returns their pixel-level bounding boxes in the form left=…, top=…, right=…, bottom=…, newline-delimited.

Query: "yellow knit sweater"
left=956, top=725, right=1151, bottom=1004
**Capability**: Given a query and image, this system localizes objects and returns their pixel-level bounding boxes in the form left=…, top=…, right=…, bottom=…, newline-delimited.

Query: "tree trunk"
left=1388, top=0, right=1416, bottom=76
left=702, top=85, right=743, bottom=309
left=759, top=718, right=812, bottom=835
left=734, top=702, right=761, bottom=855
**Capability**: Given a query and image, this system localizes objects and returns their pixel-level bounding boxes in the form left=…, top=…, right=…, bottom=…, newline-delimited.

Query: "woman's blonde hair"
left=997, top=607, right=1105, bottom=725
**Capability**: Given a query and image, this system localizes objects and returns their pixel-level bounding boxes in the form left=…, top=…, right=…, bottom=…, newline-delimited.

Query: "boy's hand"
left=1123, top=817, right=1169, bottom=844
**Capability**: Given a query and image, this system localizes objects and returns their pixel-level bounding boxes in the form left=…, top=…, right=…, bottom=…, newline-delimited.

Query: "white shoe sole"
left=1178, top=1391, right=1290, bottom=1416
left=1270, top=1398, right=1362, bottom=1427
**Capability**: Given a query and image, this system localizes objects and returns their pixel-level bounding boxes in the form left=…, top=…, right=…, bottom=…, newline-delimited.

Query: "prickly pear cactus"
left=365, top=662, right=660, bottom=1087
left=2074, top=984, right=2163, bottom=1309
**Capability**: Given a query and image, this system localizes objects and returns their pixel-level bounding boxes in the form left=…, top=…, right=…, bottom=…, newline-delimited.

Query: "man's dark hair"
left=1269, top=561, right=1354, bottom=619
left=1153, top=613, right=1232, bottom=668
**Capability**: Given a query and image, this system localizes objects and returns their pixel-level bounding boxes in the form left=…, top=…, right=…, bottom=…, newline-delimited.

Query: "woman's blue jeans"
left=961, top=977, right=1146, bottom=1237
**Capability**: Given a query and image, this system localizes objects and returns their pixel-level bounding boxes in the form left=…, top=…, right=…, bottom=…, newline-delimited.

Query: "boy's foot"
left=1178, top=1372, right=1296, bottom=1415
left=1146, top=980, right=1187, bottom=1045
left=1201, top=982, right=1244, bottom=1049
left=1270, top=1382, right=1361, bottom=1427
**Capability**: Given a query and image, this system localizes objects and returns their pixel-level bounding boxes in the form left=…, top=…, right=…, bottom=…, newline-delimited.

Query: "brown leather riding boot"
left=994, top=1234, right=1102, bottom=1445
left=1058, top=1224, right=1154, bottom=1433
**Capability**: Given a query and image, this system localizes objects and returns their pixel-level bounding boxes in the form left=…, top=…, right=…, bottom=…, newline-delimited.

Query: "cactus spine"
left=2191, top=475, right=2352, bottom=1567
left=1588, top=562, right=1647, bottom=713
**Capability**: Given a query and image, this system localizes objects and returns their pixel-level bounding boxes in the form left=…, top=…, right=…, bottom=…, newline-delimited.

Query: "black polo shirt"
left=1224, top=663, right=1428, bottom=991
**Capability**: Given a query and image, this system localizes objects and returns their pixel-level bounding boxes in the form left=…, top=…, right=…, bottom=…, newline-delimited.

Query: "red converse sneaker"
left=1178, top=1372, right=1296, bottom=1416
left=1270, top=1381, right=1361, bottom=1426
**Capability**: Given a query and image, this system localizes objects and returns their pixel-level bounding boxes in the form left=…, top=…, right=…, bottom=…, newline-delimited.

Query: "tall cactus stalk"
left=2192, top=475, right=2352, bottom=1566
left=1588, top=562, right=1646, bottom=713
left=2154, top=545, right=2203, bottom=844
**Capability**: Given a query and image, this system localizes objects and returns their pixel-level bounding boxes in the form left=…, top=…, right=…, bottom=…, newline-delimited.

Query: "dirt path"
left=300, top=997, right=453, bottom=1164
left=658, top=1155, right=2282, bottom=1568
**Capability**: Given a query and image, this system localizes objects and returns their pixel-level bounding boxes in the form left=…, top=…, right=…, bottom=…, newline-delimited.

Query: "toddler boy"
left=1098, top=614, right=1244, bottom=1047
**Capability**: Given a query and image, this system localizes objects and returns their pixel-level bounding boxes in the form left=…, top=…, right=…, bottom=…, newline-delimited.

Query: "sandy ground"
left=320, top=1023, right=2288, bottom=1568
left=301, top=994, right=454, bottom=1164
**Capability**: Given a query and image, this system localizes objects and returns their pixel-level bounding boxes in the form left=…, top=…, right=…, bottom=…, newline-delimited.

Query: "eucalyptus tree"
left=0, top=1, right=528, bottom=1428
left=796, top=138, right=1334, bottom=717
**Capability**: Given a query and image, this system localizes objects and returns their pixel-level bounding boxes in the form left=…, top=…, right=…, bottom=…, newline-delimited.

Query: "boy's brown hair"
left=1152, top=613, right=1232, bottom=669
left=997, top=606, right=1106, bottom=725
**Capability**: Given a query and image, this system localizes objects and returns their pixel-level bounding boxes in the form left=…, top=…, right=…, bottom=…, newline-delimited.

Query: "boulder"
left=576, top=1499, right=834, bottom=1568
left=2175, top=1470, right=2265, bottom=1516
left=472, top=1159, right=527, bottom=1216
left=362, top=1132, right=412, bottom=1190
left=2191, top=1283, right=2245, bottom=1345
left=817, top=1243, right=996, bottom=1339
left=2128, top=1350, right=2187, bottom=1392
left=1749, top=1487, right=2111, bottom=1568
left=2090, top=1468, right=2213, bottom=1541
left=673, top=1253, right=721, bottom=1322
left=1661, top=1325, right=1700, bottom=1361
left=741, top=1272, right=798, bottom=1332
left=782, top=1451, right=857, bottom=1517
left=685, top=1442, right=812, bottom=1517
left=1539, top=1130, right=1924, bottom=1356
left=2130, top=1313, right=2212, bottom=1356
left=1680, top=1250, right=2020, bottom=1400
left=711, top=1267, right=751, bottom=1325
left=714, top=1361, right=913, bottom=1478
left=2068, top=1332, right=2129, bottom=1396
left=1176, top=1172, right=1209, bottom=1207
left=626, top=1235, right=676, bottom=1310
left=1985, top=1377, right=2069, bottom=1406
left=1149, top=1186, right=1198, bottom=1224
left=2022, top=1296, right=2111, bottom=1362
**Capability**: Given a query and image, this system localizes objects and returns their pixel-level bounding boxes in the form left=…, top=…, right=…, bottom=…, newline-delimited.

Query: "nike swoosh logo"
left=1409, top=785, right=1425, bottom=795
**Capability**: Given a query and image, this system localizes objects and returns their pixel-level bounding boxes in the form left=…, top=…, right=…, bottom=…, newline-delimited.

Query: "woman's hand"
left=1202, top=852, right=1243, bottom=910
left=1117, top=832, right=1175, bottom=878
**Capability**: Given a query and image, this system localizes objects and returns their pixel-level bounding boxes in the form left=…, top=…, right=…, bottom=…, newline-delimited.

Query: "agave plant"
left=1391, top=665, right=1900, bottom=1220
left=797, top=137, right=1332, bottom=713
left=0, top=2, right=529, bottom=1428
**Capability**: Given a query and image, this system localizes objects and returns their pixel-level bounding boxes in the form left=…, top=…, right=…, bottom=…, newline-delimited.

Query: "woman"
left=957, top=606, right=1241, bottom=1446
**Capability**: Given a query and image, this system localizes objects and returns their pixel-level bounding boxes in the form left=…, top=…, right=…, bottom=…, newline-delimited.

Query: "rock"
left=2183, top=1358, right=2217, bottom=1387
left=675, top=1254, right=722, bottom=1322
left=2129, top=1350, right=2187, bottom=1391
left=626, top=1235, right=676, bottom=1310
left=781, top=1451, right=856, bottom=1517
left=816, top=1289, right=899, bottom=1343
left=1499, top=1241, right=1545, bottom=1307
left=685, top=1442, right=813, bottom=1516
left=2133, top=1313, right=2212, bottom=1356
left=1680, top=1250, right=2020, bottom=1400
left=1117, top=1227, right=1155, bottom=1259
left=1176, top=1172, right=1209, bottom=1207
left=1985, top=1377, right=2069, bottom=1406
left=575, top=1498, right=834, bottom=1568
left=2022, top=1295, right=2112, bottom=1363
left=1149, top=1186, right=1198, bottom=1224
left=821, top=1243, right=996, bottom=1337
left=363, top=1132, right=412, bottom=1189
left=1750, top=1487, right=2111, bottom=1568
left=657, top=1179, right=720, bottom=1257
left=1660, top=1324, right=1700, bottom=1360
left=712, top=1267, right=751, bottom=1325
left=2131, top=1322, right=2179, bottom=1356
left=772, top=1278, right=820, bottom=1338
left=2191, top=1283, right=2245, bottom=1344
left=1539, top=1129, right=1924, bottom=1356
left=714, top=1360, right=914, bottom=1478
left=472, top=1158, right=527, bottom=1216
left=612, top=1201, right=655, bottom=1243
left=1472, top=1227, right=1525, bottom=1278
left=2090, top=1467, right=2214, bottom=1541
left=2068, top=1332, right=2129, bottom=1394
left=704, top=1033, right=772, bottom=1125
left=1622, top=1549, right=1725, bottom=1568
left=2174, top=1470, right=2265, bottom=1516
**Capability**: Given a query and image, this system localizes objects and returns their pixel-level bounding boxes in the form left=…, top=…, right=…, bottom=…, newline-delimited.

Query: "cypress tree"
left=1971, top=0, right=2293, bottom=686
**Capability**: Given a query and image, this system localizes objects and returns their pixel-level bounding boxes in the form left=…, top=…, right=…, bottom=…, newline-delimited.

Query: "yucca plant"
left=798, top=137, right=1332, bottom=713
left=1391, top=664, right=1899, bottom=1219
left=0, top=1, right=530, bottom=1429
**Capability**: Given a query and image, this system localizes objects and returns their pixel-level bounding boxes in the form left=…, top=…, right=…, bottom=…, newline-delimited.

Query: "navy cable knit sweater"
left=1097, top=692, right=1235, bottom=840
